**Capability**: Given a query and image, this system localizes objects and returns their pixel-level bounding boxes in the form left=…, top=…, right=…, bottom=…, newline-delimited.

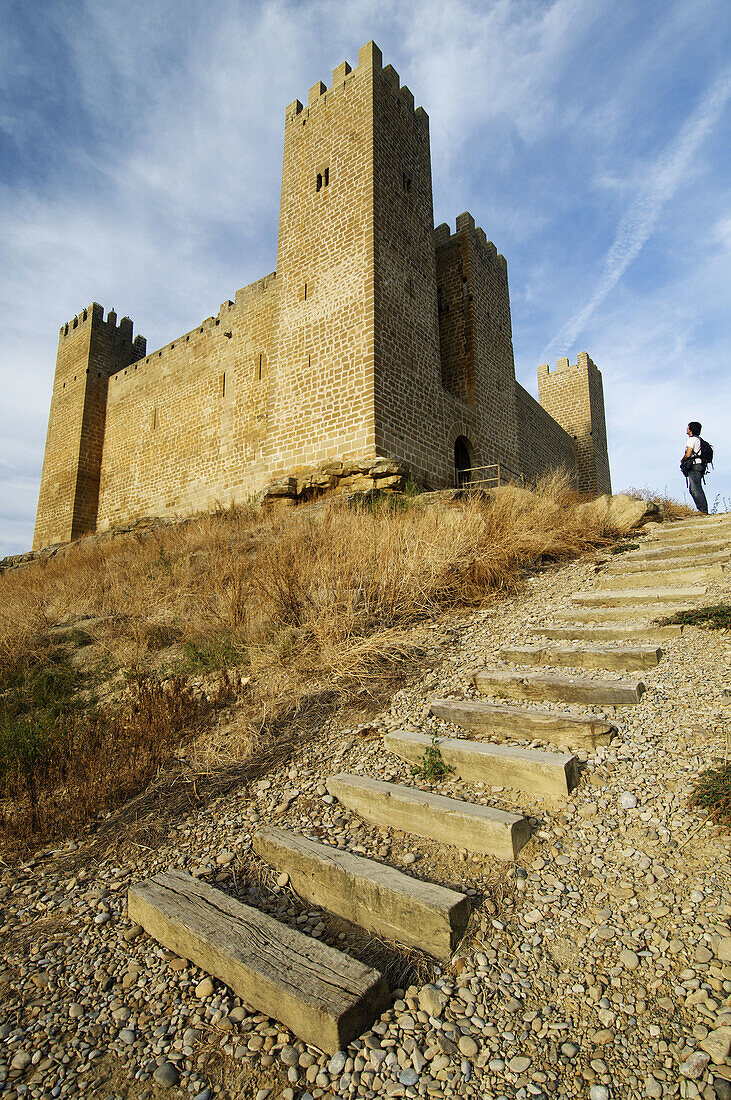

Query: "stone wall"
left=97, top=276, right=276, bottom=530
left=515, top=383, right=576, bottom=482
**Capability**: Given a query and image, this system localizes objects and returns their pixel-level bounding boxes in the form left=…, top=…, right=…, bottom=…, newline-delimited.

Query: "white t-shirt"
left=687, top=436, right=702, bottom=464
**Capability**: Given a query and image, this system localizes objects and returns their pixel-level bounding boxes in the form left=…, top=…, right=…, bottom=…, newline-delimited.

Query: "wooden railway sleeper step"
left=499, top=642, right=662, bottom=672
left=253, top=825, right=469, bottom=962
left=473, top=668, right=645, bottom=706
left=429, top=697, right=616, bottom=750
left=127, top=869, right=388, bottom=1054
left=325, top=773, right=530, bottom=860
left=385, top=729, right=578, bottom=799
left=570, top=586, right=707, bottom=607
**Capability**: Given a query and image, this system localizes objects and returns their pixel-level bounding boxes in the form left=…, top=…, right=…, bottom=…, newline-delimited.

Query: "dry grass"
left=623, top=484, right=695, bottom=521
left=0, top=473, right=617, bottom=857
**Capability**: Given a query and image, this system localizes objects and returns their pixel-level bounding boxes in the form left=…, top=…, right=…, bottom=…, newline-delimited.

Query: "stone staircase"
left=126, top=513, right=731, bottom=1057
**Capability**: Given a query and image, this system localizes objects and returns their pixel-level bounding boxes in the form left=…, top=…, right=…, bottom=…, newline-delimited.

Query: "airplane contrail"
left=543, top=66, right=731, bottom=361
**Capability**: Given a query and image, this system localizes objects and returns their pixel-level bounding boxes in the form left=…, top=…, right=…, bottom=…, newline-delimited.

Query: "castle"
left=33, top=41, right=611, bottom=551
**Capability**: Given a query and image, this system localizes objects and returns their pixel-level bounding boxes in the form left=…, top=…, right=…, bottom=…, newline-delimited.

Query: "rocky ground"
left=1, top=533, right=730, bottom=1100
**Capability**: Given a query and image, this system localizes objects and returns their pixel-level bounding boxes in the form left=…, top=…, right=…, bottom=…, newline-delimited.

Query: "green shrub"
left=179, top=634, right=244, bottom=672
left=410, top=733, right=455, bottom=782
left=657, top=604, right=731, bottom=630
left=690, top=762, right=731, bottom=828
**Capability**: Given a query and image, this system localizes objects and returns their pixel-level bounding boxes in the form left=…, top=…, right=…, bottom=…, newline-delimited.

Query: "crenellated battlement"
left=433, top=214, right=507, bottom=272
left=285, top=41, right=427, bottom=127
left=59, top=302, right=144, bottom=351
left=539, top=351, right=598, bottom=376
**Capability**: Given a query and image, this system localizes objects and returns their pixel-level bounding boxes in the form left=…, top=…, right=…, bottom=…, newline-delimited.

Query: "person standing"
left=683, top=421, right=709, bottom=514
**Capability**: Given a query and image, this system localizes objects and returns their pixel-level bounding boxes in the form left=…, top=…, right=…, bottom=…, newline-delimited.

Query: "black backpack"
left=682, top=438, right=714, bottom=481
left=699, top=438, right=714, bottom=471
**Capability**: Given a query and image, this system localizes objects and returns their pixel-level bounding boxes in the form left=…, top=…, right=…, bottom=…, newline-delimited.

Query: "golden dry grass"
left=0, top=473, right=620, bottom=856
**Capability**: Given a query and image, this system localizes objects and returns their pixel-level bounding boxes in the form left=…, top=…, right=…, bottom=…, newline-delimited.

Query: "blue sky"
left=1, top=0, right=730, bottom=555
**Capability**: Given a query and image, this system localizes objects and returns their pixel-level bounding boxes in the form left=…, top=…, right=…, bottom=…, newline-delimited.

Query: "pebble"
left=195, top=978, right=214, bottom=999
left=459, top=1036, right=479, bottom=1058
left=328, top=1051, right=347, bottom=1075
left=680, top=1051, right=711, bottom=1079
left=153, top=1062, right=180, bottom=1087
left=619, top=948, right=639, bottom=970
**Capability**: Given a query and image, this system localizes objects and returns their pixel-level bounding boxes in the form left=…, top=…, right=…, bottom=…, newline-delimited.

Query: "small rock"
left=419, top=985, right=447, bottom=1017
left=153, top=1062, right=180, bottom=1088
left=459, top=1036, right=479, bottom=1058
left=328, top=1052, right=347, bottom=1076
left=399, top=1068, right=419, bottom=1086
left=11, top=1051, right=31, bottom=1071
left=589, top=1087, right=609, bottom=1100
left=509, top=1056, right=531, bottom=1073
left=195, top=977, right=214, bottom=999
left=644, top=1076, right=663, bottom=1098
left=591, top=1029, right=615, bottom=1046
left=680, top=1051, right=711, bottom=1079
left=714, top=1079, right=731, bottom=1100
left=619, top=949, right=639, bottom=970
left=619, top=792, right=637, bottom=809
left=123, top=924, right=143, bottom=942
left=277, top=872, right=290, bottom=888
left=701, top=1027, right=731, bottom=1065
left=403, top=853, right=417, bottom=865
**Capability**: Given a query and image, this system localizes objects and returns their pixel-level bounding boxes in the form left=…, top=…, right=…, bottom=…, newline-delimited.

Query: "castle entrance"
left=454, top=437, right=472, bottom=487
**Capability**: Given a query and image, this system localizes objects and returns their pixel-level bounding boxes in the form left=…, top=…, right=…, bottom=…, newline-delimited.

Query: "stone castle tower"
left=33, top=41, right=610, bottom=551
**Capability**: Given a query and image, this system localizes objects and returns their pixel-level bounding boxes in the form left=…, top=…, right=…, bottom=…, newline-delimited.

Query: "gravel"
left=1, top=529, right=730, bottom=1100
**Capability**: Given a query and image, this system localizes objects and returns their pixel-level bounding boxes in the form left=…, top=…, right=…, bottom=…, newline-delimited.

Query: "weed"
left=180, top=635, right=245, bottom=673
left=610, top=543, right=639, bottom=555
left=410, top=733, right=455, bottom=782
left=657, top=604, right=731, bottom=630
left=711, top=495, right=730, bottom=515
left=0, top=677, right=209, bottom=854
left=689, top=762, right=731, bottom=828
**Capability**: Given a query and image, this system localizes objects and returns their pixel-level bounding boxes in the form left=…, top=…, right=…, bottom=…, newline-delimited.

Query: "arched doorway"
left=454, top=437, right=472, bottom=487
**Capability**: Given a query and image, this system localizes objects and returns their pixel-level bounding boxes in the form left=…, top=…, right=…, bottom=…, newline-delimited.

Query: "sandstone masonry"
left=33, top=41, right=611, bottom=551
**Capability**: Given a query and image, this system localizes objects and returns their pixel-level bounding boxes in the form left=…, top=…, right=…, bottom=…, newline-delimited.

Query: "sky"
left=1, top=0, right=730, bottom=555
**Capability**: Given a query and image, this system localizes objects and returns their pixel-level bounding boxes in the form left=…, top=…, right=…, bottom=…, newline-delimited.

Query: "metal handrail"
left=457, top=462, right=525, bottom=489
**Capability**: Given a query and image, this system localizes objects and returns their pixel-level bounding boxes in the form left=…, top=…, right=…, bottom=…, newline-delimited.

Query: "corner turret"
left=33, top=304, right=145, bottom=548
left=538, top=351, right=611, bottom=495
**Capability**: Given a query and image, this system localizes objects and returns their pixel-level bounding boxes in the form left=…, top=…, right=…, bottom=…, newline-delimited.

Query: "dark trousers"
left=688, top=468, right=708, bottom=513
